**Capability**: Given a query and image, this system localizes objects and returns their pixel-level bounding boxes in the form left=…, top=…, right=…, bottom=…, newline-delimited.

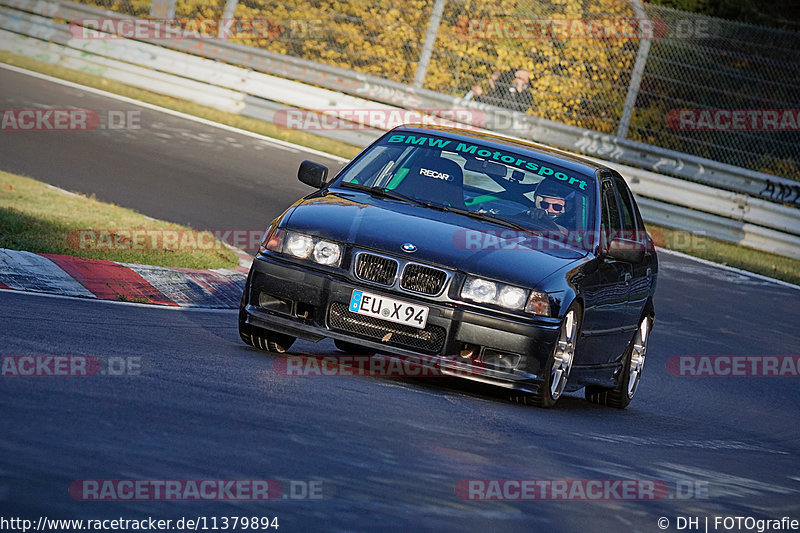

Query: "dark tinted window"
left=601, top=180, right=620, bottom=247
left=613, top=176, right=637, bottom=234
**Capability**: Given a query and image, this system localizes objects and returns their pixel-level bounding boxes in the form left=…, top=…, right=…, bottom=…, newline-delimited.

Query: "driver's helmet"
left=534, top=179, right=573, bottom=223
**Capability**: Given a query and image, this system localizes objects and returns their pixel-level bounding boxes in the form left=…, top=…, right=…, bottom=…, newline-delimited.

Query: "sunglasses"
left=538, top=199, right=565, bottom=212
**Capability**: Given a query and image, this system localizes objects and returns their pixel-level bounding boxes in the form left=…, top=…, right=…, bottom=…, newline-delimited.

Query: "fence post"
left=413, top=0, right=446, bottom=89
left=616, top=0, right=651, bottom=140
left=218, top=0, right=239, bottom=38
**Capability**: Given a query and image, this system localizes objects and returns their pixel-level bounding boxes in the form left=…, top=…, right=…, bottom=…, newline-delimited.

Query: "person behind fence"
left=467, top=69, right=533, bottom=113
left=463, top=70, right=503, bottom=100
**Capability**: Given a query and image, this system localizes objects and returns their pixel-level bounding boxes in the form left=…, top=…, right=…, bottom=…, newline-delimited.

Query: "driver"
left=532, top=179, right=573, bottom=235
left=534, top=179, right=570, bottom=219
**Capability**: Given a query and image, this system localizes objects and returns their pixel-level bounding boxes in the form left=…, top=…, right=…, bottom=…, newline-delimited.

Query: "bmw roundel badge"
left=402, top=243, right=417, bottom=253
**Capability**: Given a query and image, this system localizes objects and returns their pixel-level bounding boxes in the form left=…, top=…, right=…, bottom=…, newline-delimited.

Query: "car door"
left=612, top=173, right=654, bottom=333
left=577, top=176, right=633, bottom=364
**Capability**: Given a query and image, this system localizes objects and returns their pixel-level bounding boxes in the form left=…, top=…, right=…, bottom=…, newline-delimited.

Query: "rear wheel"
left=585, top=315, right=652, bottom=409
left=511, top=304, right=580, bottom=408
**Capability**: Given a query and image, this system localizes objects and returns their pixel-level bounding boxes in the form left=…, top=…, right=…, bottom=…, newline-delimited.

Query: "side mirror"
left=298, top=160, right=329, bottom=188
left=606, top=237, right=645, bottom=264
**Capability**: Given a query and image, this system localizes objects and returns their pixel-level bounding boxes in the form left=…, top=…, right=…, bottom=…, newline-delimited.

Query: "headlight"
left=285, top=233, right=315, bottom=259
left=461, top=277, right=498, bottom=303
left=268, top=230, right=343, bottom=268
left=499, top=285, right=527, bottom=309
left=461, top=276, right=529, bottom=311
left=461, top=276, right=550, bottom=316
left=313, top=239, right=341, bottom=266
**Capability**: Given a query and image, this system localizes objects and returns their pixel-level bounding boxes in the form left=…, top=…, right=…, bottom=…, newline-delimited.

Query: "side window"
left=613, top=176, right=637, bottom=239
left=601, top=179, right=620, bottom=248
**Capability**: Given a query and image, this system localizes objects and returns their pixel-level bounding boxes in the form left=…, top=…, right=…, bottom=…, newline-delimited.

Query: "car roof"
left=392, top=124, right=607, bottom=179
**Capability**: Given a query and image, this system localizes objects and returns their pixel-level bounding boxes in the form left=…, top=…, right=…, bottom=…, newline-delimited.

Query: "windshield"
left=331, top=131, right=597, bottom=250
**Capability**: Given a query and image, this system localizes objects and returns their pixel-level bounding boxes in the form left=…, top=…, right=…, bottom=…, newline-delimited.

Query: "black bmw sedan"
left=239, top=125, right=657, bottom=408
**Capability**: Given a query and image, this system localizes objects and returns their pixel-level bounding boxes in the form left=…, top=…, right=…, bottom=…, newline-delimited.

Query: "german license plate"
left=348, top=289, right=429, bottom=329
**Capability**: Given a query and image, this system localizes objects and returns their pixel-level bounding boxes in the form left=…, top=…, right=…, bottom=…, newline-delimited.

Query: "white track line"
left=0, top=62, right=348, bottom=164
left=656, top=247, right=799, bottom=290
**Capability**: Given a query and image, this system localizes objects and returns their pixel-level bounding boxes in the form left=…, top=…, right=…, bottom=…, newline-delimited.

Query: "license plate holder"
left=348, top=289, right=429, bottom=329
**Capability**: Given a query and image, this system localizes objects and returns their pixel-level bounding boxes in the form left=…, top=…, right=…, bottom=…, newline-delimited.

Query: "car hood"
left=284, top=190, right=586, bottom=289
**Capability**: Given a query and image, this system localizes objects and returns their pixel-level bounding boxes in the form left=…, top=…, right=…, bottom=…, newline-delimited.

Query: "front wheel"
left=511, top=304, right=581, bottom=408
left=585, top=315, right=652, bottom=409
left=239, top=307, right=296, bottom=353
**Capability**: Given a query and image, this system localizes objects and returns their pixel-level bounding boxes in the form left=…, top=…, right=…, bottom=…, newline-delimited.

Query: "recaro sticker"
left=419, top=168, right=451, bottom=181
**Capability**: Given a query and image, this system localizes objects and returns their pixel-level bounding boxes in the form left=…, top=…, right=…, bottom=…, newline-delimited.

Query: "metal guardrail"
left=67, top=0, right=800, bottom=183
left=4, top=0, right=800, bottom=208
left=0, top=5, right=386, bottom=147
left=1, top=2, right=799, bottom=260
left=16, top=0, right=800, bottom=207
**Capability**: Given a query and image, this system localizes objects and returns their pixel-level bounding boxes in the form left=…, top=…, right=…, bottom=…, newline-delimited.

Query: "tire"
left=511, top=304, right=581, bottom=408
left=334, top=339, right=375, bottom=356
left=585, top=315, right=652, bottom=409
left=238, top=304, right=296, bottom=353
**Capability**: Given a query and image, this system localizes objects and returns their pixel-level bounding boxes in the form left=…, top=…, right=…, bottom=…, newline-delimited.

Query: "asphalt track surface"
left=2, top=68, right=800, bottom=532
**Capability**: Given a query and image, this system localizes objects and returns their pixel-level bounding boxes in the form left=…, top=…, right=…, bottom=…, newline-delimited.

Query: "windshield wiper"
left=339, top=183, right=433, bottom=209
left=446, top=207, right=538, bottom=234
left=339, top=183, right=537, bottom=234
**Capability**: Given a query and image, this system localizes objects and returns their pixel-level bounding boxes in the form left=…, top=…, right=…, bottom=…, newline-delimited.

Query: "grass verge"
left=0, top=171, right=239, bottom=269
left=1, top=51, right=798, bottom=285
left=647, top=224, right=800, bottom=285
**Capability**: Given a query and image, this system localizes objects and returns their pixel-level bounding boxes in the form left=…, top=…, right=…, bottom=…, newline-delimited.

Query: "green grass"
left=646, top=224, right=800, bottom=285
left=1, top=51, right=798, bottom=285
left=0, top=171, right=239, bottom=269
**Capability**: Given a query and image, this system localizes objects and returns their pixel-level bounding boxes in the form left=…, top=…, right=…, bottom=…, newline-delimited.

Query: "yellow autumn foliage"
left=68, top=1, right=800, bottom=178
left=78, top=0, right=640, bottom=134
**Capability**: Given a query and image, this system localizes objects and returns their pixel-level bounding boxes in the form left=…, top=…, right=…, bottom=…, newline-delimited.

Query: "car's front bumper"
left=242, top=254, right=561, bottom=393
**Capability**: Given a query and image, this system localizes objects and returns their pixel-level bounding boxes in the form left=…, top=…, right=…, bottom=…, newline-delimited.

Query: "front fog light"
left=285, top=233, right=314, bottom=258
left=313, top=240, right=342, bottom=266
left=461, top=277, right=498, bottom=303
left=498, top=286, right=527, bottom=310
